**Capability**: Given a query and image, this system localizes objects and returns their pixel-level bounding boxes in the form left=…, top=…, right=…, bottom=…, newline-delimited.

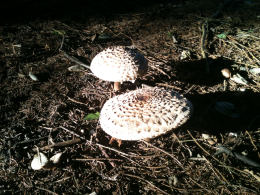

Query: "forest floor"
left=0, top=0, right=260, bottom=194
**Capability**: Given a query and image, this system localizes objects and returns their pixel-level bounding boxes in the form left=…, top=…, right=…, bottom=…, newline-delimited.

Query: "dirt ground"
left=1, top=0, right=260, bottom=194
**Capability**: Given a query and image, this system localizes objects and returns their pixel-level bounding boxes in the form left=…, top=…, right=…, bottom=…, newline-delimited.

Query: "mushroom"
left=90, top=46, right=148, bottom=91
left=99, top=87, right=193, bottom=141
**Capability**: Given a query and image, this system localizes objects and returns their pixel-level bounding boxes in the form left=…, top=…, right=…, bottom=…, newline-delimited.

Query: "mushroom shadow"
left=172, top=57, right=235, bottom=86
left=185, top=90, right=260, bottom=135
left=139, top=57, right=235, bottom=88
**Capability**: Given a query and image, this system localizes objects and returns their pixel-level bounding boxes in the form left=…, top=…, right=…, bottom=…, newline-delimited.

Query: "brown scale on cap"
left=99, top=87, right=193, bottom=141
left=90, top=46, right=148, bottom=91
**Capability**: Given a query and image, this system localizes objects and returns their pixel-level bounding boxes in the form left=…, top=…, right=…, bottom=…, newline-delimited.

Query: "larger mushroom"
left=99, top=87, right=193, bottom=141
left=90, top=46, right=148, bottom=91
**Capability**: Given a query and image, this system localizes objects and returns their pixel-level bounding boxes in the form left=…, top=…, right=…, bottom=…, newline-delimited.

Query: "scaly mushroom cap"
left=90, top=46, right=148, bottom=83
left=99, top=87, right=193, bottom=140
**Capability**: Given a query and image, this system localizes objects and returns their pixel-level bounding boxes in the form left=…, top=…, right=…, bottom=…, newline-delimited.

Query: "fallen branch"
left=33, top=138, right=82, bottom=152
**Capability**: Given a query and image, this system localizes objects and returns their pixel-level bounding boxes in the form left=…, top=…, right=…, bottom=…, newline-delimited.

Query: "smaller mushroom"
left=90, top=46, right=148, bottom=91
left=221, top=68, right=231, bottom=79
left=99, top=87, right=193, bottom=141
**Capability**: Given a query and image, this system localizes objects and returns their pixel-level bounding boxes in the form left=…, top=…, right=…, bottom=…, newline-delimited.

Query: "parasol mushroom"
left=90, top=46, right=148, bottom=91
left=99, top=87, right=193, bottom=141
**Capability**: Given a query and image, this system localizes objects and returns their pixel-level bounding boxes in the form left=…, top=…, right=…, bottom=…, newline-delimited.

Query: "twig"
left=59, top=33, right=65, bottom=51
left=203, top=155, right=230, bottom=185
left=244, top=169, right=260, bottom=182
left=59, top=126, right=85, bottom=139
left=54, top=176, right=71, bottom=183
left=157, top=83, right=182, bottom=90
left=245, top=131, right=258, bottom=151
left=55, top=24, right=90, bottom=70
left=215, top=145, right=260, bottom=168
left=184, top=85, right=195, bottom=94
left=219, top=164, right=260, bottom=183
left=62, top=94, right=89, bottom=106
left=188, top=177, right=214, bottom=194
left=35, top=187, right=59, bottom=195
left=123, top=173, right=170, bottom=195
left=187, top=131, right=225, bottom=165
left=186, top=132, right=230, bottom=186
left=148, top=61, right=171, bottom=79
left=227, top=36, right=260, bottom=64
left=12, top=137, right=47, bottom=148
left=200, top=20, right=210, bottom=73
left=95, top=143, right=139, bottom=165
left=95, top=143, right=137, bottom=158
left=224, top=39, right=255, bottom=65
left=141, top=140, right=183, bottom=168
left=97, top=145, right=116, bottom=167
left=33, top=138, right=82, bottom=152
left=62, top=51, right=90, bottom=69
left=74, top=158, right=122, bottom=161
left=187, top=130, right=211, bottom=156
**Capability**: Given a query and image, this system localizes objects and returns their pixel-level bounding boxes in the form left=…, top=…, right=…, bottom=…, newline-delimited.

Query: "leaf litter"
left=0, top=0, right=260, bottom=194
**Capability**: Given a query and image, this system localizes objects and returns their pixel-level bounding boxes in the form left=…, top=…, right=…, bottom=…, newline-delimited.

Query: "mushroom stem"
left=109, top=137, right=122, bottom=147
left=114, top=82, right=121, bottom=91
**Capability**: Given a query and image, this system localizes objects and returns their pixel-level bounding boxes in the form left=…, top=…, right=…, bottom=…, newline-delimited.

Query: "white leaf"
left=31, top=152, right=48, bottom=170
left=50, top=152, right=62, bottom=164
left=180, top=50, right=191, bottom=60
left=230, top=73, right=248, bottom=85
left=68, top=65, right=86, bottom=72
left=29, top=72, right=39, bottom=81
left=249, top=68, right=260, bottom=75
left=201, top=134, right=210, bottom=139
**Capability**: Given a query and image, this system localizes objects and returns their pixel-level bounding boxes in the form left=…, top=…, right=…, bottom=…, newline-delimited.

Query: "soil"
left=1, top=0, right=260, bottom=194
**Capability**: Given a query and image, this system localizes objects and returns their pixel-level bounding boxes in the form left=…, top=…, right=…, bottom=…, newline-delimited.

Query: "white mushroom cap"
left=90, top=46, right=148, bottom=83
left=99, top=87, right=193, bottom=140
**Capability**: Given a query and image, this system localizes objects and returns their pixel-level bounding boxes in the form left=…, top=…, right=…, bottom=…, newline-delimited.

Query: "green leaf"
left=52, top=29, right=66, bottom=36
left=217, top=33, right=227, bottom=39
left=84, top=112, right=100, bottom=121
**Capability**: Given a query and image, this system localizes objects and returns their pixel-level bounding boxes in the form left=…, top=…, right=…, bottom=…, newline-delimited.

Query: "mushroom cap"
left=90, top=46, right=148, bottom=83
left=99, top=87, right=193, bottom=140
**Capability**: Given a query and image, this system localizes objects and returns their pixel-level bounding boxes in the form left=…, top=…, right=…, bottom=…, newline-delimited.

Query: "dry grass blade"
left=123, top=173, right=170, bottom=195
left=97, top=145, right=116, bottom=167
left=35, top=187, right=59, bottom=195
left=203, top=156, right=230, bottom=186
left=245, top=131, right=258, bottom=151
left=95, top=143, right=138, bottom=158
left=59, top=126, right=85, bottom=139
left=227, top=35, right=260, bottom=64
left=187, top=130, right=211, bottom=156
left=74, top=158, right=122, bottom=161
left=141, top=140, right=184, bottom=168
